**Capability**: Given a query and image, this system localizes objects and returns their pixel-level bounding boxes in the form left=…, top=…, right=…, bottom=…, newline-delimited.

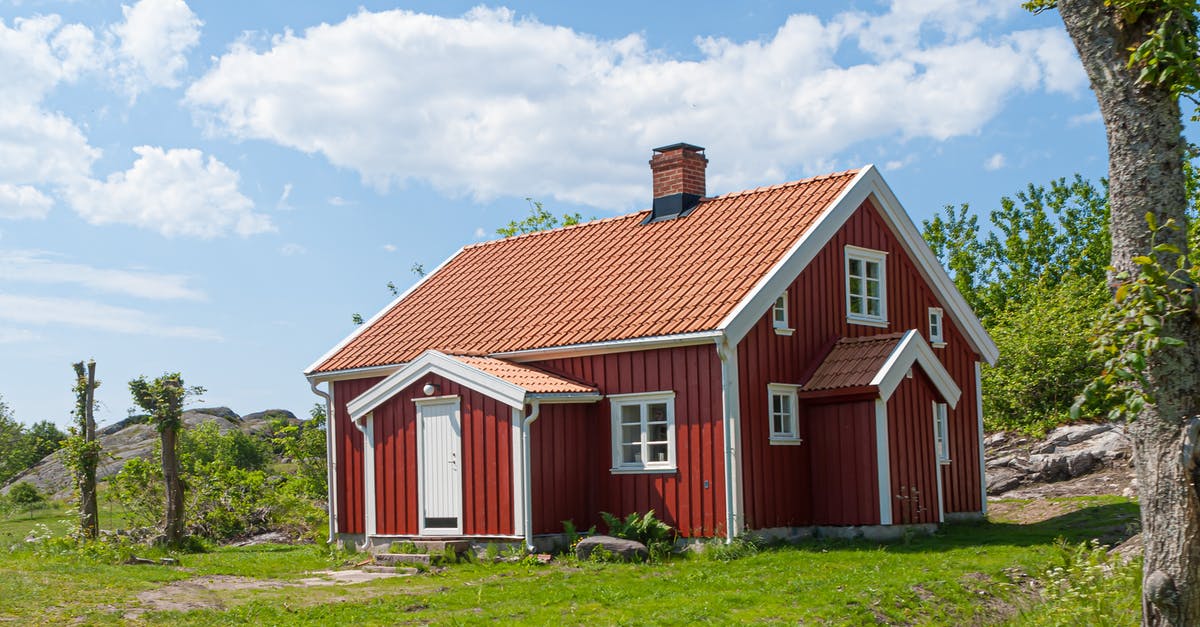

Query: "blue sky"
left=0, top=0, right=1161, bottom=428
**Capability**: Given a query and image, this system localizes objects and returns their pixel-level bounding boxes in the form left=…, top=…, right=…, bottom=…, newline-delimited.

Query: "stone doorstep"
left=411, top=540, right=472, bottom=554
left=374, top=553, right=431, bottom=566
left=362, top=565, right=419, bottom=575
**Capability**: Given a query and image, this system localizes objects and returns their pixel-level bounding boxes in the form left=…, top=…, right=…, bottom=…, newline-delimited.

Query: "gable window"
left=845, top=246, right=887, bottom=326
left=610, top=391, right=676, bottom=472
left=772, top=292, right=794, bottom=335
left=933, top=402, right=950, bottom=464
left=768, top=384, right=801, bottom=443
left=928, top=307, right=945, bottom=346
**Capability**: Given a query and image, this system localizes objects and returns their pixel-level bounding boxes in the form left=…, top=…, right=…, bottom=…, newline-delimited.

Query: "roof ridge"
left=711, top=168, right=861, bottom=201
left=462, top=211, right=646, bottom=250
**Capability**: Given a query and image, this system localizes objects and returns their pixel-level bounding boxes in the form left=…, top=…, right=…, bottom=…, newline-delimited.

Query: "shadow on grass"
left=779, top=500, right=1141, bottom=556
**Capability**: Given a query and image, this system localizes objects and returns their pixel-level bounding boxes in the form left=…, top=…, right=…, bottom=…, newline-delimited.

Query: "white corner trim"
left=716, top=338, right=743, bottom=541
left=721, top=168, right=872, bottom=346
left=511, top=407, right=525, bottom=536
left=871, top=330, right=962, bottom=408
left=975, top=361, right=987, bottom=516
left=875, top=399, right=893, bottom=525
left=347, top=350, right=527, bottom=421
left=360, top=413, right=376, bottom=536
left=304, top=248, right=465, bottom=375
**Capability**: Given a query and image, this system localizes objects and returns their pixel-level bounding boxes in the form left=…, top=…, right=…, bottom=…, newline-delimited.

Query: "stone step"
left=362, top=565, right=419, bottom=575
left=410, top=540, right=471, bottom=555
left=374, top=553, right=432, bottom=566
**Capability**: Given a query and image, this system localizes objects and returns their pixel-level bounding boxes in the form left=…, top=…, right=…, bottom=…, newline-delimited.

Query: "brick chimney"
left=646, top=143, right=707, bottom=223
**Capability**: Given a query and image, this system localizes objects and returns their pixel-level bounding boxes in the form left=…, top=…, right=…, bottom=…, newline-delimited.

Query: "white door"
left=417, top=398, right=463, bottom=535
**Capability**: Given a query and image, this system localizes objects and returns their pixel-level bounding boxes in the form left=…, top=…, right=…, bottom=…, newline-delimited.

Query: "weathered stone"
left=1065, top=451, right=1096, bottom=477
left=987, top=468, right=1023, bottom=495
left=986, top=454, right=1017, bottom=469
left=575, top=535, right=648, bottom=562
left=374, top=553, right=431, bottom=566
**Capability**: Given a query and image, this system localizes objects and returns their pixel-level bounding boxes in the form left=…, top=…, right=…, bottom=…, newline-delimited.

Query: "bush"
left=7, top=482, right=46, bottom=518
left=1015, top=539, right=1141, bottom=625
left=703, top=533, right=770, bottom=562
left=600, top=510, right=676, bottom=561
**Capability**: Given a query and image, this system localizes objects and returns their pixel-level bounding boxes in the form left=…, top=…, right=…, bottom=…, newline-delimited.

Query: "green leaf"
left=1132, top=255, right=1154, bottom=266
left=1160, top=336, right=1187, bottom=347
left=1145, top=212, right=1158, bottom=231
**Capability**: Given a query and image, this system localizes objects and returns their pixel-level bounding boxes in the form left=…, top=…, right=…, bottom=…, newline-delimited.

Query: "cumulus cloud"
left=984, top=153, right=1006, bottom=171
left=66, top=145, right=272, bottom=238
left=0, top=250, right=205, bottom=300
left=0, top=184, right=52, bottom=219
left=186, top=5, right=1085, bottom=210
left=110, top=0, right=202, bottom=98
left=0, top=293, right=220, bottom=339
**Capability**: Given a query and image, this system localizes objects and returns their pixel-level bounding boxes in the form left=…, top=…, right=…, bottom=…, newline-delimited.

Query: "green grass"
left=0, top=497, right=1142, bottom=625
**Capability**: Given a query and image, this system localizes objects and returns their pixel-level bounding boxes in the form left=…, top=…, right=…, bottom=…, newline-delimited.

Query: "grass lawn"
left=0, top=496, right=1141, bottom=625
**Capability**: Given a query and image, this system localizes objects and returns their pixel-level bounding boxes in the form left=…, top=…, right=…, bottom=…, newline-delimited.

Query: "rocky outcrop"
left=986, top=423, right=1134, bottom=498
left=1, top=407, right=300, bottom=499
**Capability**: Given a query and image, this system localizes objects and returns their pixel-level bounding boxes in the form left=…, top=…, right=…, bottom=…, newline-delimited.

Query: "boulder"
left=575, top=535, right=648, bottom=562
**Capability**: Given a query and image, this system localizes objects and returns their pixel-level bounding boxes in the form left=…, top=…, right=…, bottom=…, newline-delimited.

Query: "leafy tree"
left=128, top=373, right=204, bottom=545
left=496, top=199, right=584, bottom=237
left=0, top=398, right=68, bottom=487
left=64, top=360, right=100, bottom=539
left=7, top=482, right=45, bottom=518
left=269, top=403, right=328, bottom=501
left=1029, top=0, right=1200, bottom=622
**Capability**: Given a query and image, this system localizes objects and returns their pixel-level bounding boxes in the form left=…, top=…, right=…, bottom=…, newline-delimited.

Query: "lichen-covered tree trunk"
left=161, top=426, right=184, bottom=544
left=1057, top=1, right=1200, bottom=624
left=80, top=361, right=98, bottom=539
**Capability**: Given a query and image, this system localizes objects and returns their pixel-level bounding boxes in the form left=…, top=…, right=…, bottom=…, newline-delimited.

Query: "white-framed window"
left=610, top=391, right=676, bottom=472
left=772, top=292, right=789, bottom=328
left=768, top=384, right=801, bottom=443
left=845, top=246, right=887, bottom=325
left=928, top=307, right=945, bottom=346
left=933, top=402, right=950, bottom=464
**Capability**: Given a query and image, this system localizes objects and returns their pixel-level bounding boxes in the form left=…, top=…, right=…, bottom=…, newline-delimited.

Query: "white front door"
left=417, top=397, right=463, bottom=535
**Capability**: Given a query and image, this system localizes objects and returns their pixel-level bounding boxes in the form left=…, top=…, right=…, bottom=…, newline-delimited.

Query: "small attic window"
left=928, top=307, right=945, bottom=347
left=772, top=292, right=794, bottom=336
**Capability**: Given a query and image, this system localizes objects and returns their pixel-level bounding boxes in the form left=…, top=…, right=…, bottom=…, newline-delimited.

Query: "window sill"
left=773, top=327, right=795, bottom=336
left=938, top=459, right=952, bottom=466
left=769, top=437, right=803, bottom=446
left=847, top=316, right=889, bottom=328
left=610, top=466, right=678, bottom=475
left=931, top=341, right=947, bottom=349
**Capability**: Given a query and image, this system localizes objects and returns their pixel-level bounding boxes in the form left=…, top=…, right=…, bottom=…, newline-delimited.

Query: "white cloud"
left=382, top=243, right=397, bottom=252
left=0, top=184, right=52, bottom=219
left=0, top=327, right=38, bottom=343
left=1068, top=110, right=1102, bottom=127
left=984, top=152, right=1006, bottom=171
left=473, top=227, right=486, bottom=238
left=0, top=250, right=205, bottom=300
left=0, top=293, right=220, bottom=339
left=328, top=196, right=352, bottom=206
left=186, top=5, right=1085, bottom=210
left=279, top=243, right=306, bottom=256
left=66, top=145, right=273, bottom=238
left=110, top=0, right=202, bottom=98
left=276, top=182, right=293, bottom=210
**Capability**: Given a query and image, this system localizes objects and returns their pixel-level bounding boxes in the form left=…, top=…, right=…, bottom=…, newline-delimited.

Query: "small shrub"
left=1015, top=539, right=1141, bottom=625
left=600, top=510, right=676, bottom=561
left=484, top=542, right=499, bottom=562
left=390, top=541, right=420, bottom=554
left=7, top=482, right=45, bottom=518
left=561, top=519, right=595, bottom=554
left=703, top=533, right=769, bottom=562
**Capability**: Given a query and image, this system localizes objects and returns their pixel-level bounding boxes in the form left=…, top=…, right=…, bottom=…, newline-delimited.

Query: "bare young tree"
left=128, top=373, right=204, bottom=545
left=1033, top=1, right=1200, bottom=623
left=69, top=360, right=99, bottom=539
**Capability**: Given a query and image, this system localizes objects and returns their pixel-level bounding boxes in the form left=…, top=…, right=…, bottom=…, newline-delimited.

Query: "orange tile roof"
left=312, top=169, right=860, bottom=373
left=448, top=355, right=597, bottom=395
left=801, top=333, right=905, bottom=391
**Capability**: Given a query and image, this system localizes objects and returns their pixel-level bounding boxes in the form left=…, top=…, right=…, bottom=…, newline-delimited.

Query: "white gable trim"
left=721, top=165, right=998, bottom=365
left=347, top=350, right=527, bottom=421
left=304, top=248, right=465, bottom=376
left=871, top=330, right=961, bottom=408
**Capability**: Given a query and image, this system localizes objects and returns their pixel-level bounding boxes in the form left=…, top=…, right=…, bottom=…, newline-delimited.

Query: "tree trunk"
left=161, top=426, right=184, bottom=544
left=79, top=361, right=98, bottom=539
left=1057, top=1, right=1200, bottom=625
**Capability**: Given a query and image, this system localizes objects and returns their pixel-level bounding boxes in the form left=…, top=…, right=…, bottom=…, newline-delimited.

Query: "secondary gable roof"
left=801, top=330, right=961, bottom=407
left=308, top=165, right=997, bottom=376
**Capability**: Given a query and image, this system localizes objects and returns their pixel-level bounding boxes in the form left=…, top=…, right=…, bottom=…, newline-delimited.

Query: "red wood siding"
left=737, top=198, right=983, bottom=528
left=532, top=344, right=726, bottom=538
left=887, top=370, right=941, bottom=524
left=369, top=373, right=515, bottom=536
left=332, top=376, right=383, bottom=535
left=807, top=400, right=879, bottom=525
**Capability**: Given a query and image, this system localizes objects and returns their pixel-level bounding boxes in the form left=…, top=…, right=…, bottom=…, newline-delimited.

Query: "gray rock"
left=986, top=468, right=1023, bottom=495
left=575, top=535, right=648, bottom=562
left=1065, top=451, right=1096, bottom=477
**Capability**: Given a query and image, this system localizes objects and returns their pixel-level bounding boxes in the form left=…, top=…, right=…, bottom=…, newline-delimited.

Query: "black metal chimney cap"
left=652, top=143, right=705, bottom=154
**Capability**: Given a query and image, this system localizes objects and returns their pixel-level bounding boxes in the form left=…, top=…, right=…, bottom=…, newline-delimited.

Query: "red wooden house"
left=306, top=143, right=997, bottom=549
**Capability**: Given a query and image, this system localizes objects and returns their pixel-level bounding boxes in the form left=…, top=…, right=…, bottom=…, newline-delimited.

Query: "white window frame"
left=609, top=391, right=677, bottom=473
left=933, top=402, right=950, bottom=464
left=772, top=291, right=794, bottom=336
left=845, top=245, right=888, bottom=327
left=767, top=383, right=801, bottom=444
left=928, top=307, right=946, bottom=347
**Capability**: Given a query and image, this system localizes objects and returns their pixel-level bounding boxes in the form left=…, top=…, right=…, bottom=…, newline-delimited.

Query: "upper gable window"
left=928, top=307, right=945, bottom=346
left=610, top=391, right=676, bottom=473
left=772, top=292, right=793, bottom=335
left=845, top=246, right=887, bottom=326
